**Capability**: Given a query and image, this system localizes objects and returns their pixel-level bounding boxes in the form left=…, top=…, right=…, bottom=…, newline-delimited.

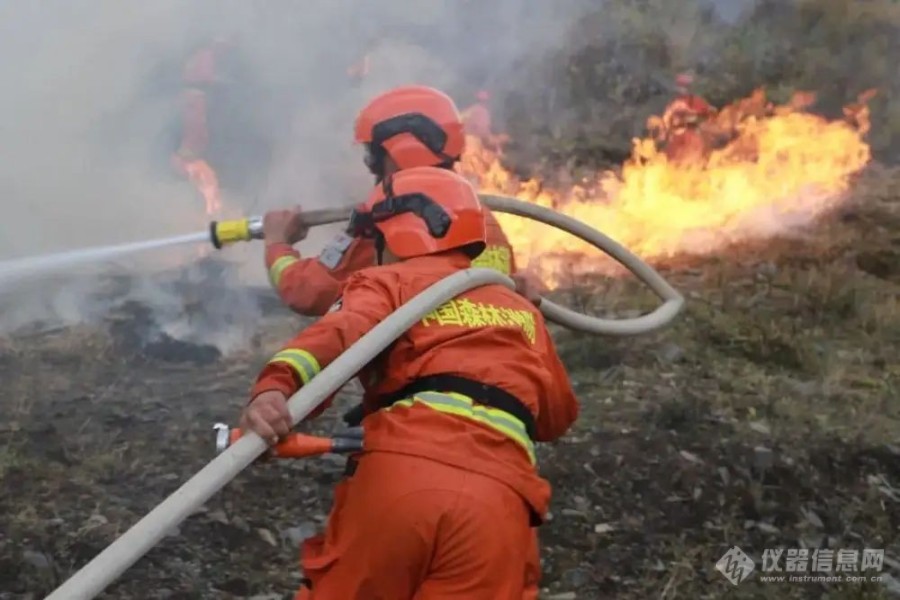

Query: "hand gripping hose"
left=209, top=194, right=685, bottom=336
left=44, top=268, right=515, bottom=600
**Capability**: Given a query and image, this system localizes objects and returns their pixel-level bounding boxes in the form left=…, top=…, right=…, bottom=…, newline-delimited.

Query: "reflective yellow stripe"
left=268, top=255, right=299, bottom=288
left=471, top=245, right=512, bottom=275
left=268, top=348, right=321, bottom=384
left=385, top=390, right=536, bottom=464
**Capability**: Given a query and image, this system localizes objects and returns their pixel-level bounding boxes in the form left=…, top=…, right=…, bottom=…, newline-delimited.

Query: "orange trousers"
left=294, top=451, right=535, bottom=600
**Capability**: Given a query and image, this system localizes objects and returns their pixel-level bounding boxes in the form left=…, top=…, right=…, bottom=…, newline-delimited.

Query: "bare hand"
left=240, top=390, right=293, bottom=446
left=263, top=207, right=309, bottom=245
left=511, top=270, right=547, bottom=307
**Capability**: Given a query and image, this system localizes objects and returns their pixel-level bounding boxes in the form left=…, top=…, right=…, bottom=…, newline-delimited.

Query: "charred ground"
left=0, top=165, right=898, bottom=599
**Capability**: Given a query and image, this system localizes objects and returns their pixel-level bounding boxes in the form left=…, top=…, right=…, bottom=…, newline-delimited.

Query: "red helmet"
left=348, top=166, right=486, bottom=260
left=353, top=85, right=466, bottom=176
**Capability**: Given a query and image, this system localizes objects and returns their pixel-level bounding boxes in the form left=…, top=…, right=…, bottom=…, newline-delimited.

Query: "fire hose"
left=208, top=193, right=685, bottom=336
left=46, top=197, right=685, bottom=599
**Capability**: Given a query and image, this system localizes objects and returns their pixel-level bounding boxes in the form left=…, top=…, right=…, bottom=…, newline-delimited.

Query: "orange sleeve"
left=265, top=235, right=376, bottom=317
left=251, top=271, right=397, bottom=420
left=533, top=323, right=579, bottom=442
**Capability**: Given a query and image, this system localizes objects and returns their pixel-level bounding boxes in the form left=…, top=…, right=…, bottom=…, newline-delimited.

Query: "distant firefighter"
left=170, top=35, right=238, bottom=215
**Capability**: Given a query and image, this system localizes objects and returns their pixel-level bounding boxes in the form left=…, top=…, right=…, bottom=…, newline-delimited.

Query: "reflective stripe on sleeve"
left=267, top=348, right=321, bottom=384
left=268, top=255, right=300, bottom=288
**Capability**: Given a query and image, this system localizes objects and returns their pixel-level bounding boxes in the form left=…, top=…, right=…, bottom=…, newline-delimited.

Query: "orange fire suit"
left=265, top=206, right=517, bottom=317
left=662, top=94, right=716, bottom=163
left=252, top=252, right=579, bottom=599
left=461, top=101, right=492, bottom=140
left=176, top=45, right=223, bottom=160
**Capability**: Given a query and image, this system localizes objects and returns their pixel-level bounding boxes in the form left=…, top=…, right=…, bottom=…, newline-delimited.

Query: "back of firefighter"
left=242, top=167, right=579, bottom=599
left=262, top=85, right=518, bottom=318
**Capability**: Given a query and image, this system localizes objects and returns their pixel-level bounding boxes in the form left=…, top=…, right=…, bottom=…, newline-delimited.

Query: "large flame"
left=459, top=89, right=874, bottom=286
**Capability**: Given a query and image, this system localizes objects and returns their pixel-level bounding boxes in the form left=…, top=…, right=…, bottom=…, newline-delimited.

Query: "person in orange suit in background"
left=652, top=72, right=717, bottom=164
left=241, top=166, right=579, bottom=599
left=170, top=35, right=237, bottom=215
left=461, top=89, right=510, bottom=153
left=261, top=85, right=534, bottom=319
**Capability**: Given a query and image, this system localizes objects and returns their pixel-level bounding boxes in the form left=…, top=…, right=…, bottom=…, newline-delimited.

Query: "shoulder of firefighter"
left=252, top=256, right=578, bottom=444
left=264, top=234, right=375, bottom=317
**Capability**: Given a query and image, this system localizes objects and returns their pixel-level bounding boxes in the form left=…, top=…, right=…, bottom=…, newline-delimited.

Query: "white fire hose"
left=208, top=194, right=686, bottom=336
left=46, top=196, right=685, bottom=599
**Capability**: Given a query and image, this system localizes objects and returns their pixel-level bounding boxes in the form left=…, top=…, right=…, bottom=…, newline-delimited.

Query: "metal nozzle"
left=213, top=423, right=230, bottom=454
left=209, top=216, right=264, bottom=249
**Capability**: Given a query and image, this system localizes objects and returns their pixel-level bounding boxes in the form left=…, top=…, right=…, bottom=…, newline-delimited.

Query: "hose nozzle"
left=209, top=216, right=263, bottom=249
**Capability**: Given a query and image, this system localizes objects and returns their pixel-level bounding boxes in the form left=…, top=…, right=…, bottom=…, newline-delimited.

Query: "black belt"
left=343, top=374, right=537, bottom=440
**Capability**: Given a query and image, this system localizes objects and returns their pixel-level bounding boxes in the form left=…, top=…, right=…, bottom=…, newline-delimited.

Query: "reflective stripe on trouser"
left=387, top=391, right=536, bottom=464
left=471, top=245, right=512, bottom=275
left=268, top=255, right=300, bottom=288
left=268, top=348, right=321, bottom=384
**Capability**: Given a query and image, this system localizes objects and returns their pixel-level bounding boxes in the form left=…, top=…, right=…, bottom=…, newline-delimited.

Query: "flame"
left=183, top=159, right=223, bottom=217
left=459, top=88, right=874, bottom=287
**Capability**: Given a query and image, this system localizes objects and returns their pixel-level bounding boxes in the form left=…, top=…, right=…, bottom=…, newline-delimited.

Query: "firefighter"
left=170, top=35, right=237, bottom=215
left=461, top=89, right=510, bottom=153
left=655, top=72, right=717, bottom=164
left=241, top=167, right=579, bottom=599
left=262, top=85, right=532, bottom=318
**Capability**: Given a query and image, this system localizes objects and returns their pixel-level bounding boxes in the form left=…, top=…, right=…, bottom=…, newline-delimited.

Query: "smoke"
left=0, top=0, right=595, bottom=350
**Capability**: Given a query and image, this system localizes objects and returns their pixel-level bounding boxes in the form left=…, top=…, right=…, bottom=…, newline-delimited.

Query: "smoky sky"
left=0, top=0, right=597, bottom=342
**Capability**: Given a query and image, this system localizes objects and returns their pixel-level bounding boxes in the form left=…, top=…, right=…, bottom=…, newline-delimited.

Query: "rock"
left=258, top=528, right=278, bottom=547
left=756, top=522, right=780, bottom=535
left=594, top=523, right=615, bottom=534
left=679, top=450, right=703, bottom=464
left=165, top=525, right=180, bottom=538
left=207, top=509, right=229, bottom=525
left=753, top=446, right=774, bottom=471
left=748, top=421, right=771, bottom=435
left=283, top=522, right=318, bottom=546
left=248, top=595, right=282, bottom=600
left=561, top=508, right=587, bottom=518
left=86, top=513, right=108, bottom=528
left=546, top=594, right=577, bottom=600
left=801, top=507, right=824, bottom=529
left=22, top=550, right=51, bottom=570
left=561, top=567, right=591, bottom=589
left=718, top=467, right=730, bottom=486
left=656, top=342, right=684, bottom=363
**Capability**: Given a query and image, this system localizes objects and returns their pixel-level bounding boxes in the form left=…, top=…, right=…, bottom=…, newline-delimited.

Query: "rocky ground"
left=0, top=165, right=898, bottom=599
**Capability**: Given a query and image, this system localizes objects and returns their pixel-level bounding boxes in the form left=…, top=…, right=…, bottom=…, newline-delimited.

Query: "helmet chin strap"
left=374, top=231, right=386, bottom=266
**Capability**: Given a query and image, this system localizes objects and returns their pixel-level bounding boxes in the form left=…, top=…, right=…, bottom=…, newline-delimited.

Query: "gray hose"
left=44, top=268, right=515, bottom=600
left=479, top=194, right=685, bottom=336
left=264, top=194, right=685, bottom=336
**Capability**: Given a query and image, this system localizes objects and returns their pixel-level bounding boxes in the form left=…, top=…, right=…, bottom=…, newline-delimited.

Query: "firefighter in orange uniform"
left=656, top=73, right=716, bottom=164
left=262, top=85, right=520, bottom=318
left=170, top=35, right=236, bottom=214
left=461, top=89, right=510, bottom=153
left=241, top=167, right=579, bottom=599
left=262, top=86, right=545, bottom=598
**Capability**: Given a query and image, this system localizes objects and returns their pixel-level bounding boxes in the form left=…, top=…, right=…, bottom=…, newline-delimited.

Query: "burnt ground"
left=1, top=167, right=899, bottom=599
